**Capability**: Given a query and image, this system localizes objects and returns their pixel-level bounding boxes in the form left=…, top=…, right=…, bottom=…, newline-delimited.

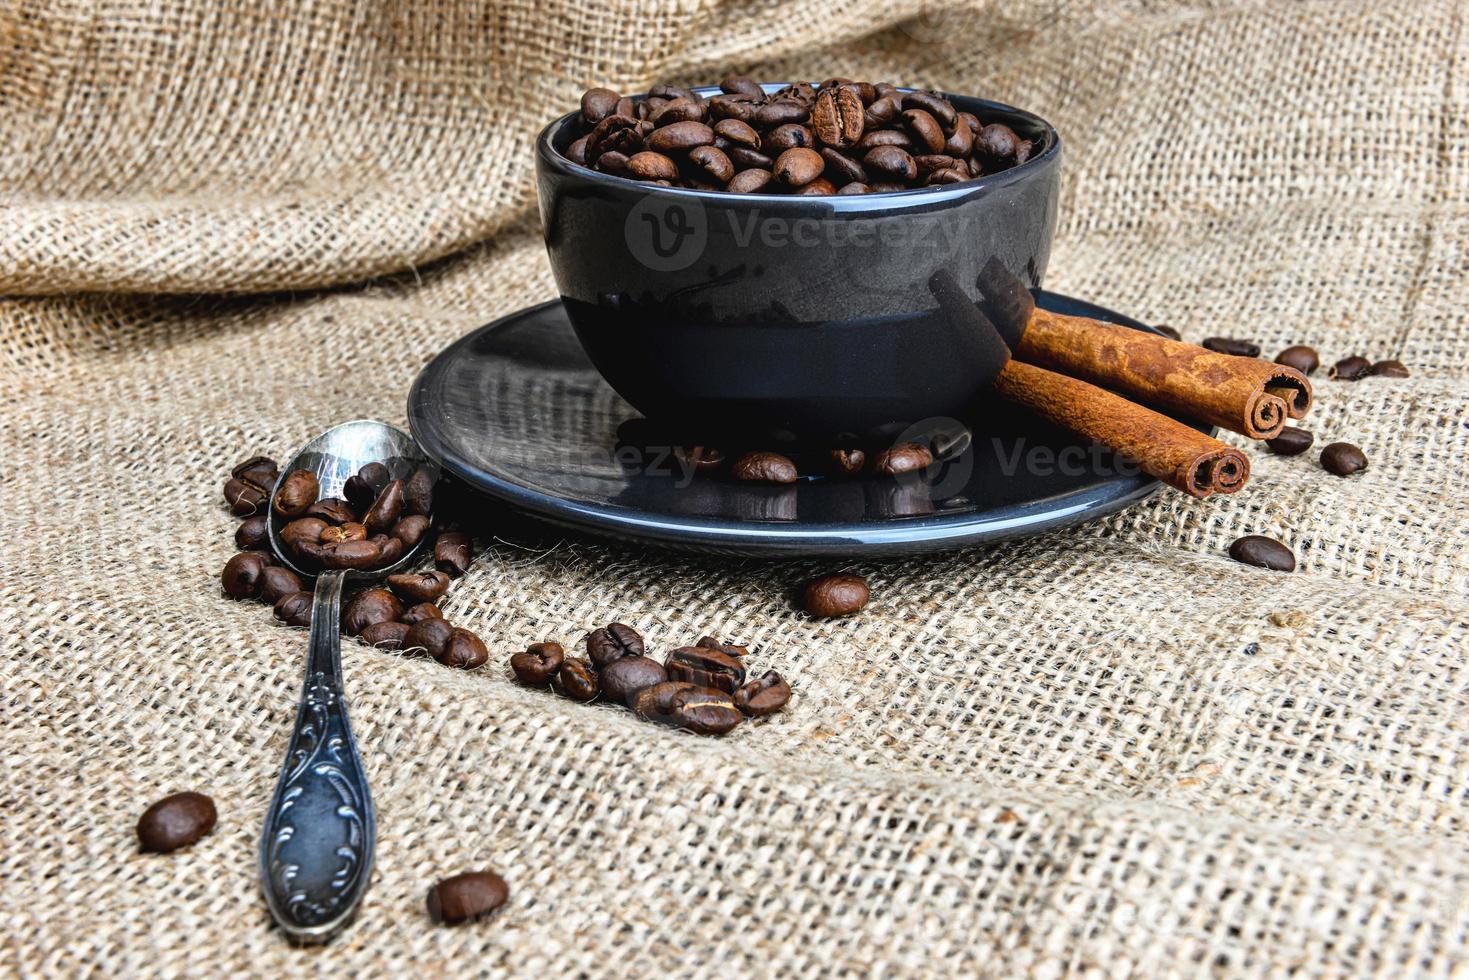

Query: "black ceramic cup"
left=534, top=85, right=1061, bottom=443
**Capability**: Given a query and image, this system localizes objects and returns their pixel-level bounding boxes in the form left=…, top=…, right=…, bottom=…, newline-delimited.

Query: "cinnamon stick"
left=993, top=360, right=1251, bottom=499
left=1011, top=310, right=1311, bottom=440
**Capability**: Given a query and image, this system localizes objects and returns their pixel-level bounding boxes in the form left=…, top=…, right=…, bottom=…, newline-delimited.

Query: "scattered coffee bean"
left=221, top=551, right=273, bottom=599
left=511, top=642, right=565, bottom=685
left=391, top=514, right=431, bottom=548
left=1202, top=337, right=1261, bottom=358
left=439, top=629, right=488, bottom=670
left=223, top=477, right=267, bottom=516
left=1369, top=359, right=1409, bottom=378
left=361, top=620, right=410, bottom=650
left=670, top=687, right=744, bottom=735
left=1275, top=345, right=1319, bottom=375
left=697, top=636, right=749, bottom=658
left=258, top=566, right=304, bottom=605
left=1321, top=442, right=1368, bottom=476
left=342, top=587, right=403, bottom=636
left=734, top=670, right=791, bottom=717
left=600, top=655, right=668, bottom=704
left=273, top=590, right=313, bottom=628
left=1265, top=427, right=1315, bottom=456
left=137, top=792, right=217, bottom=853
left=1329, top=356, right=1372, bottom=380
left=426, top=870, right=509, bottom=925
left=1228, top=535, right=1296, bottom=572
left=400, top=602, right=443, bottom=626
left=404, top=618, right=455, bottom=660
left=435, top=531, right=472, bottom=577
left=631, top=680, right=698, bottom=724
left=556, top=657, right=600, bottom=702
left=272, top=470, right=319, bottom=519
left=386, top=570, right=452, bottom=604
left=732, top=451, right=798, bottom=484
left=666, top=646, right=746, bottom=693
left=871, top=442, right=933, bottom=476
left=231, top=455, right=279, bottom=493
left=587, top=622, right=645, bottom=668
left=234, top=513, right=269, bottom=550
left=803, top=573, right=870, bottom=618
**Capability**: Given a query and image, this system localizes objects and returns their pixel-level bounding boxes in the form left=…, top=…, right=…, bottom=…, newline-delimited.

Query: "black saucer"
left=408, top=295, right=1189, bottom=557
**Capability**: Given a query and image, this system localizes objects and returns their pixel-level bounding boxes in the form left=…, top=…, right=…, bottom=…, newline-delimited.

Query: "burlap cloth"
left=3, top=0, right=1467, bottom=975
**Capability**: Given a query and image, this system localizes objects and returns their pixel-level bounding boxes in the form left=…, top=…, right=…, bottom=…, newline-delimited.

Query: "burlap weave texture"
left=2, top=0, right=1467, bottom=976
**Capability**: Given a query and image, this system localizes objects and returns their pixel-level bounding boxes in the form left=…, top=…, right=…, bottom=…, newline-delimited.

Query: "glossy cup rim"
left=535, top=82, right=1061, bottom=206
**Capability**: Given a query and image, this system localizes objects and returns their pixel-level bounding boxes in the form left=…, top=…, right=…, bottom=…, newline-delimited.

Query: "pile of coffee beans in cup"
left=511, top=624, right=791, bottom=736
left=220, top=454, right=488, bottom=669
left=567, top=76, right=1036, bottom=194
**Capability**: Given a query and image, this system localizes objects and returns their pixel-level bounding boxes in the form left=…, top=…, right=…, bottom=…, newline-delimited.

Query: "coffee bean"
left=404, top=617, right=455, bottom=660
left=258, top=566, right=304, bottom=605
left=687, top=145, right=735, bottom=183
left=511, top=642, right=565, bottom=685
left=872, top=442, right=933, bottom=475
left=713, top=118, right=760, bottom=148
left=1152, top=324, right=1182, bottom=341
left=1228, top=535, right=1296, bottom=572
left=587, top=622, right=644, bottom=668
left=1265, top=427, right=1314, bottom=456
left=321, top=522, right=368, bottom=544
left=1202, top=337, right=1262, bottom=358
left=728, top=146, right=774, bottom=169
left=837, top=182, right=870, bottom=194
left=234, top=514, right=269, bottom=550
left=581, top=88, right=621, bottom=125
left=137, top=792, right=217, bottom=852
left=404, top=467, right=436, bottom=516
left=319, top=538, right=385, bottom=570
left=363, top=479, right=404, bottom=533
left=281, top=517, right=328, bottom=556
left=830, top=448, right=866, bottom=476
left=974, top=123, right=1021, bottom=166
left=754, top=100, right=808, bottom=128
left=1370, top=359, right=1409, bottom=378
left=943, top=119, right=974, bottom=157
left=864, top=144, right=917, bottom=181
left=773, top=147, right=824, bottom=186
left=361, top=620, right=410, bottom=650
left=374, top=534, right=405, bottom=567
left=427, top=870, right=509, bottom=925
left=631, top=680, right=699, bottom=724
left=803, top=573, right=869, bottom=618
left=646, top=120, right=714, bottom=153
left=343, top=462, right=390, bottom=512
left=652, top=97, right=707, bottom=126
left=1321, top=442, right=1368, bottom=476
left=902, top=91, right=958, bottom=129
left=696, top=636, right=749, bottom=658
left=820, top=147, right=867, bottom=184
left=1275, top=345, right=1319, bottom=374
left=342, top=587, right=403, bottom=636
left=795, top=177, right=838, bottom=195
left=221, top=551, right=273, bottom=599
left=1329, top=356, right=1372, bottom=380
left=223, top=477, right=267, bottom=516
left=435, top=531, right=472, bottom=578
left=556, top=657, right=600, bottom=702
left=273, top=590, right=313, bottom=628
left=674, top=445, right=726, bottom=473
left=670, top=687, right=744, bottom=735
left=386, top=570, right=452, bottom=603
left=720, top=75, right=764, bottom=98
left=439, top=629, right=488, bottom=669
left=666, top=646, right=745, bottom=694
left=272, top=470, right=318, bottom=519
left=731, top=451, right=797, bottom=484
left=765, top=123, right=816, bottom=151
left=728, top=168, right=773, bottom=193
left=390, top=514, right=431, bottom=549
left=811, top=86, right=864, bottom=147
left=709, top=94, right=757, bottom=123
left=628, top=150, right=679, bottom=181
left=400, top=602, right=443, bottom=626
left=231, top=455, right=279, bottom=492
left=901, top=109, right=945, bottom=153
left=600, top=655, right=668, bottom=704
left=734, top=670, right=791, bottom=717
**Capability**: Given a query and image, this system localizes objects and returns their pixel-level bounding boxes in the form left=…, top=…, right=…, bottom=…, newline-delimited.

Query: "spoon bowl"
left=258, top=418, right=436, bottom=944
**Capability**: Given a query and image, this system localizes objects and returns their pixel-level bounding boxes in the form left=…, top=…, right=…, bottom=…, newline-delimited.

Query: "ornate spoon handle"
left=259, top=570, right=375, bottom=943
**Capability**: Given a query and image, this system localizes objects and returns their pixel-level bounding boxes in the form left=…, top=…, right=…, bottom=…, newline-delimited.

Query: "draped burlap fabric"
left=3, top=1, right=1467, bottom=975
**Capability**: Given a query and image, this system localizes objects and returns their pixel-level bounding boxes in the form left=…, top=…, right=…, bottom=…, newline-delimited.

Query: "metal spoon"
left=258, top=419, right=436, bottom=943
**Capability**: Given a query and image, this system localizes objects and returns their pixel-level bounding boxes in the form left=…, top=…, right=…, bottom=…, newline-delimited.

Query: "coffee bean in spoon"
left=363, top=479, right=405, bottom=533
left=1202, top=337, right=1261, bottom=358
left=1275, top=345, right=1319, bottom=375
left=427, top=870, right=509, bottom=925
left=586, top=622, right=644, bottom=668
left=803, top=573, right=870, bottom=618
left=1321, top=442, right=1368, bottom=476
left=404, top=467, right=436, bottom=516
left=272, top=470, right=318, bottom=519
left=1228, top=535, right=1296, bottom=572
left=343, top=462, right=390, bottom=512
left=137, top=792, right=217, bottom=853
left=391, top=514, right=431, bottom=549
left=1265, top=427, right=1314, bottom=456
left=305, top=498, right=357, bottom=525
left=511, top=642, right=565, bottom=685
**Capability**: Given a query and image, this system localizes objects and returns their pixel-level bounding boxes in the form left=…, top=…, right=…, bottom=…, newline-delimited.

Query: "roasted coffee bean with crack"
left=811, top=86, right=864, bottom=147
left=829, top=448, right=866, bottom=476
left=320, top=522, right=367, bottom=544
left=231, top=455, right=279, bottom=493
left=272, top=470, right=318, bottom=519
left=137, top=792, right=217, bottom=853
left=670, top=687, right=744, bottom=735
left=403, top=618, right=455, bottom=660
left=1321, top=442, right=1368, bottom=476
left=803, top=573, right=870, bottom=618
left=586, top=622, right=644, bottom=668
left=306, top=498, right=357, bottom=524
left=511, top=642, right=565, bottom=685
left=280, top=517, right=328, bottom=555
left=734, top=670, right=791, bottom=717
left=555, top=657, right=600, bottom=702
left=666, top=646, right=745, bottom=694
left=631, top=681, right=699, bottom=724
left=435, top=531, right=472, bottom=578
left=600, top=655, right=668, bottom=705
left=223, top=478, right=267, bottom=516
left=732, top=451, right=798, bottom=484
left=872, top=442, right=933, bottom=476
left=342, top=587, right=403, bottom=636
left=386, top=570, right=452, bottom=604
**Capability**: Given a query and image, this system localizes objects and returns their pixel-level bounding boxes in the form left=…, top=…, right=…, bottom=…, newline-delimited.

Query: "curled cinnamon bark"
left=1012, top=310, right=1310, bottom=440
left=993, top=360, right=1251, bottom=498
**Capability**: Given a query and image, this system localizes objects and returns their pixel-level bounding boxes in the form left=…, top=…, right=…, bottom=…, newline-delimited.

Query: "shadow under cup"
left=535, top=88, right=1061, bottom=444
